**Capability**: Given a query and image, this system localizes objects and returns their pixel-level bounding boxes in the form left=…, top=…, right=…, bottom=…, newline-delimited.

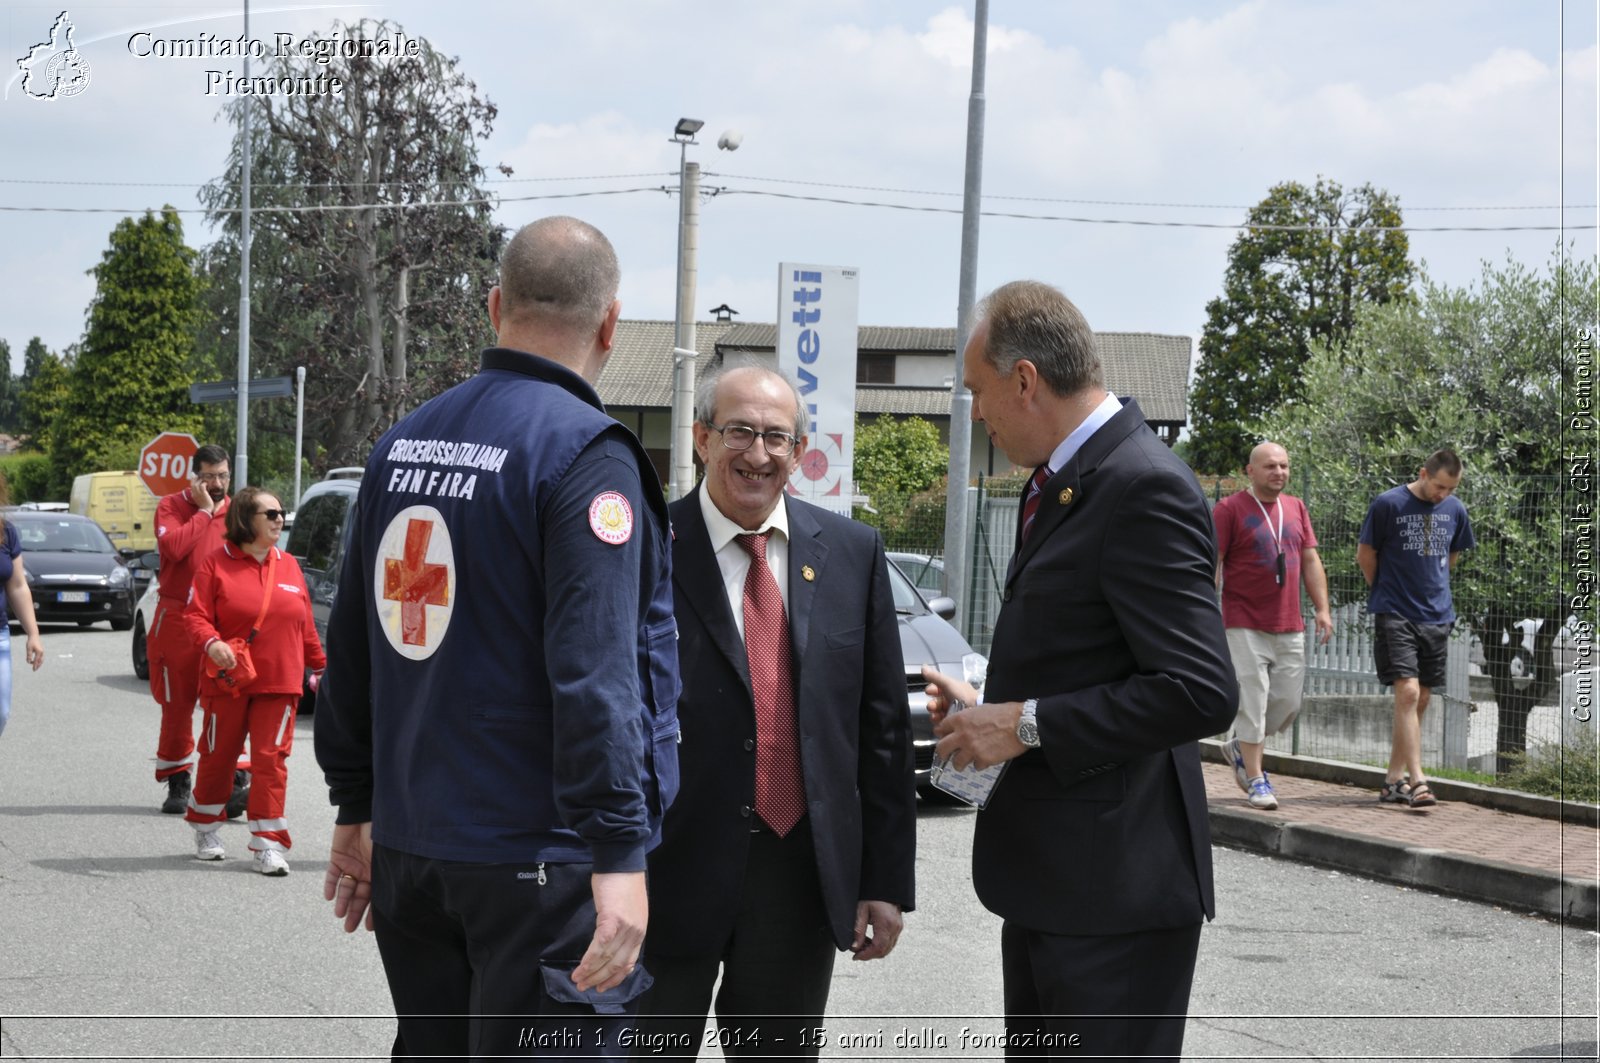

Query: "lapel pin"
left=801, top=565, right=816, bottom=582
left=1058, top=488, right=1074, bottom=505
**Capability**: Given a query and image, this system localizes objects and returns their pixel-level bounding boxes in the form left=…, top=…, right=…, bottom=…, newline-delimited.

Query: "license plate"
left=56, top=591, right=90, bottom=603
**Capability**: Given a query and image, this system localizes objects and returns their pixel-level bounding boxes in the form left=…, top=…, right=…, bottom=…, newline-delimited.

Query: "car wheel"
left=111, top=612, right=133, bottom=632
left=132, top=616, right=149, bottom=681
left=77, top=620, right=96, bottom=628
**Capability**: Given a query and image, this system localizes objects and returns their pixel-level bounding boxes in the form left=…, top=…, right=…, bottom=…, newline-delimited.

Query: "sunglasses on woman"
left=259, top=509, right=287, bottom=521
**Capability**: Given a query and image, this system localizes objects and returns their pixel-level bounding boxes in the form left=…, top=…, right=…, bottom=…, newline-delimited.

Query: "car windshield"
left=886, top=559, right=927, bottom=616
left=15, top=519, right=116, bottom=554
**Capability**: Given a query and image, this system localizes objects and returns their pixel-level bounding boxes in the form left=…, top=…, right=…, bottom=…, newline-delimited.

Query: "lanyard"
left=1249, top=490, right=1286, bottom=586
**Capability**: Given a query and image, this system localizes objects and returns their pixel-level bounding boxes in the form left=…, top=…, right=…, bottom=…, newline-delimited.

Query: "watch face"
left=1018, top=719, right=1040, bottom=748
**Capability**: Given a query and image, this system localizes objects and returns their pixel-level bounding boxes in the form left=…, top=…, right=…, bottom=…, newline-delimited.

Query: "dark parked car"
left=887, top=551, right=946, bottom=598
left=886, top=555, right=983, bottom=798
left=6, top=510, right=136, bottom=630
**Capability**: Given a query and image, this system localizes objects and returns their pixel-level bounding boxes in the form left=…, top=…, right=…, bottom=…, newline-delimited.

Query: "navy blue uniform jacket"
left=315, top=348, right=679, bottom=873
left=976, top=399, right=1237, bottom=935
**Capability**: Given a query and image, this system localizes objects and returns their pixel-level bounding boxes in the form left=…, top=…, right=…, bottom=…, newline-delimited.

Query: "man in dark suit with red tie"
left=636, top=365, right=916, bottom=1059
left=923, top=281, right=1237, bottom=1061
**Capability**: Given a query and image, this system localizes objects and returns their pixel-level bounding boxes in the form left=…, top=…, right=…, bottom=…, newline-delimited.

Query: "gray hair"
left=975, top=280, right=1102, bottom=397
left=695, top=364, right=808, bottom=439
left=497, top=216, right=619, bottom=329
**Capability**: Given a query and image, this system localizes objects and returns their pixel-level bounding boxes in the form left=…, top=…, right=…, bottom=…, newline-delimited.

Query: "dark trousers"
left=371, top=843, right=651, bottom=1061
left=635, top=820, right=836, bottom=1060
left=1000, top=920, right=1202, bottom=1061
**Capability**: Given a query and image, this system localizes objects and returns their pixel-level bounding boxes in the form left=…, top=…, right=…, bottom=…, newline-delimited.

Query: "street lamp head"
left=674, top=117, right=705, bottom=140
left=717, top=129, right=743, bottom=152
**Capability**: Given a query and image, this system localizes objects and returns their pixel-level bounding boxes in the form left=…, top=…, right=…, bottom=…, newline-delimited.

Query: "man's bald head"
left=1245, top=441, right=1291, bottom=500
left=496, top=216, right=620, bottom=332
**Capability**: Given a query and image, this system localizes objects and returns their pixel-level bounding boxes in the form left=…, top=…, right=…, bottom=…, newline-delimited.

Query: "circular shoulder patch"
left=589, top=491, right=634, bottom=545
left=374, top=505, right=456, bottom=661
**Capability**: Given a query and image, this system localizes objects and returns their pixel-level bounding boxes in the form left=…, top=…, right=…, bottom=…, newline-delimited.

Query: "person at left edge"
left=148, top=444, right=248, bottom=817
left=313, top=215, right=679, bottom=1060
left=181, top=487, right=324, bottom=875
left=632, top=365, right=916, bottom=1060
left=0, top=471, right=46, bottom=738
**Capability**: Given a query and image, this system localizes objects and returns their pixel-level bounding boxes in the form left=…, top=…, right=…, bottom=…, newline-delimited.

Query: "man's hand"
left=851, top=900, right=903, bottom=961
left=572, top=871, right=647, bottom=994
left=934, top=702, right=1027, bottom=770
left=1314, top=608, right=1334, bottom=644
left=322, top=821, right=374, bottom=933
left=919, top=664, right=978, bottom=730
left=189, top=477, right=216, bottom=514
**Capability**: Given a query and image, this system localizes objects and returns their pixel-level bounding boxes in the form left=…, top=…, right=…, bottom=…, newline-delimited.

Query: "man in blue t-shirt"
left=1358, top=449, right=1475, bottom=809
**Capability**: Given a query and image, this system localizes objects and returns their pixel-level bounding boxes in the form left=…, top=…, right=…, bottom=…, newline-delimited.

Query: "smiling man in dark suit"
left=635, top=364, right=915, bottom=1059
left=923, top=281, right=1236, bottom=1061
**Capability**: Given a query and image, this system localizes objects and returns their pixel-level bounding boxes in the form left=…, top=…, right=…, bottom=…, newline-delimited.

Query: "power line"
left=0, top=172, right=675, bottom=190
left=713, top=187, right=1598, bottom=232
left=704, top=172, right=1595, bottom=213
left=1, top=171, right=1591, bottom=213
left=0, top=183, right=1592, bottom=233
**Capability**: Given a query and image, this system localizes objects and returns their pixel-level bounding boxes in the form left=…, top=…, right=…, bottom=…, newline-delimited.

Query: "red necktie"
left=737, top=532, right=806, bottom=836
left=1020, top=465, right=1052, bottom=545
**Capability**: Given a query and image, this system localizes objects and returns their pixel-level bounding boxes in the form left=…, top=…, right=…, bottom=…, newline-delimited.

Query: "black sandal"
left=1379, top=779, right=1410, bottom=804
left=1407, top=781, right=1437, bottom=808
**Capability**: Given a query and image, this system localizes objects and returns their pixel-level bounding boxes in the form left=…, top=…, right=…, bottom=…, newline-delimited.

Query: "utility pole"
left=941, top=0, right=989, bottom=626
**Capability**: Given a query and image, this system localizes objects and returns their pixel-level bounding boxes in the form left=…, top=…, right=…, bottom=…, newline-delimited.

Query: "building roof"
left=601, top=320, right=1192, bottom=426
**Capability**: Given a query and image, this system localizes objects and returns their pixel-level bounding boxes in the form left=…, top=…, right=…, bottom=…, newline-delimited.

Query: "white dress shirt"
left=697, top=487, right=791, bottom=641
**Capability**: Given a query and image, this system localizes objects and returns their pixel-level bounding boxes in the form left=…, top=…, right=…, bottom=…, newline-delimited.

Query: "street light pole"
left=667, top=118, right=741, bottom=501
left=234, top=0, right=253, bottom=487
left=668, top=118, right=703, bottom=501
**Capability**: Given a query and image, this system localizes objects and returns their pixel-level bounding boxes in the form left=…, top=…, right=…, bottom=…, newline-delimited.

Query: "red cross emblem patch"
left=374, top=505, right=456, bottom=660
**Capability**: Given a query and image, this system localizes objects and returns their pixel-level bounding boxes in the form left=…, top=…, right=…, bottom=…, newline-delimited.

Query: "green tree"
left=0, top=339, right=15, bottom=433
left=852, top=415, right=950, bottom=550
left=1261, top=251, right=1596, bottom=773
left=1189, top=178, right=1414, bottom=473
left=199, top=19, right=504, bottom=472
left=51, top=208, right=204, bottom=489
left=18, top=345, right=71, bottom=453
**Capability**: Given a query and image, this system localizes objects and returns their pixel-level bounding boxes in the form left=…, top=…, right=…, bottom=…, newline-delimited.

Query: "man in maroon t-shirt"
left=1213, top=442, right=1332, bottom=810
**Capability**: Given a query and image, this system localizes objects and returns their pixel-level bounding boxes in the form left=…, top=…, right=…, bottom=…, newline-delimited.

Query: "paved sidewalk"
left=1202, top=759, right=1600, bottom=925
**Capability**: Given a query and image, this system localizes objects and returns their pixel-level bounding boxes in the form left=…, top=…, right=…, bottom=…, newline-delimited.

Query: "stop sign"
left=138, top=432, right=199, bottom=498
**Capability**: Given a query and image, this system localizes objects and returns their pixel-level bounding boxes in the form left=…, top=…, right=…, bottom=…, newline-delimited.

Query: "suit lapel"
left=784, top=496, right=828, bottom=666
left=1004, top=398, right=1146, bottom=587
left=670, top=488, right=750, bottom=686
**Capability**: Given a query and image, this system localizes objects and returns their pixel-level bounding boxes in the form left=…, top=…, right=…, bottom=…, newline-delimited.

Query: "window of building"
left=856, top=352, right=896, bottom=384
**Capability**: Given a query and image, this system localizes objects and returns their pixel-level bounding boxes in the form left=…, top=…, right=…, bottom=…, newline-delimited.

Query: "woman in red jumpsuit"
left=183, top=487, right=326, bottom=876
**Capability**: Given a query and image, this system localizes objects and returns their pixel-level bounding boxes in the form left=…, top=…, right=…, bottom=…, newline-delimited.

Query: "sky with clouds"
left=1, top=1, right=1594, bottom=374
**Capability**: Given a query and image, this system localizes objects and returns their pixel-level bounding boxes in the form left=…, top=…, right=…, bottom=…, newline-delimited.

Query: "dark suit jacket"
left=975, top=399, right=1237, bottom=936
left=646, top=488, right=917, bottom=955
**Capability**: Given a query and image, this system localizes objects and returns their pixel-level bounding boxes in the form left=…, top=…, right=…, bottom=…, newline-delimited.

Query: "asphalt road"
left=1, top=624, right=1595, bottom=1061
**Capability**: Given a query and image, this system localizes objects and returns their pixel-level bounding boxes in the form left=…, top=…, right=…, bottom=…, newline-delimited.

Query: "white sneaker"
left=194, top=829, right=225, bottom=861
left=254, top=849, right=290, bottom=876
left=1223, top=737, right=1250, bottom=793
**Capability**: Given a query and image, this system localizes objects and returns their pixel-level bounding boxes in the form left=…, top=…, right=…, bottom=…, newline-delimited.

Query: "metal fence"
left=866, top=468, right=1584, bottom=780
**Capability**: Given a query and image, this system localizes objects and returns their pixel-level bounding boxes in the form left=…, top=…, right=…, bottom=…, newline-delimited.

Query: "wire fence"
left=864, top=469, right=1593, bottom=785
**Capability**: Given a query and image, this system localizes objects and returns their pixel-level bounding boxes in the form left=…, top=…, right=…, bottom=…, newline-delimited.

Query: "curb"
left=1209, top=806, right=1600, bottom=927
left=1200, top=739, right=1600, bottom=828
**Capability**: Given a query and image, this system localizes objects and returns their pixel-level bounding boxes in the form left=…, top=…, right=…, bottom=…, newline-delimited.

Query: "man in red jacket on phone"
left=148, top=443, right=245, bottom=816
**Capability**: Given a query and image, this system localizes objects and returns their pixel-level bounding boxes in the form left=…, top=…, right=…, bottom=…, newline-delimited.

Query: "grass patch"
left=1497, top=731, right=1600, bottom=805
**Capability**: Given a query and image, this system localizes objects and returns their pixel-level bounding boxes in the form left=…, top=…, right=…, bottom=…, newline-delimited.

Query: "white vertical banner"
left=776, top=262, right=859, bottom=515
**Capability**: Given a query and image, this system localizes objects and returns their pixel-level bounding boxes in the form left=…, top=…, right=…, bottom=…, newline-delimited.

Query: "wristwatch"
left=1016, top=698, right=1041, bottom=749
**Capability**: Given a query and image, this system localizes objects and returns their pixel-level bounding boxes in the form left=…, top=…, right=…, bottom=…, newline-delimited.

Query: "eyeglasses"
left=259, top=509, right=287, bottom=522
left=197, top=473, right=231, bottom=484
left=706, top=422, right=800, bottom=457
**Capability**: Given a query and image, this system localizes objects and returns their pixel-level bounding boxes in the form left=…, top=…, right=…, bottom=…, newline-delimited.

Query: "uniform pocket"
left=537, top=960, right=654, bottom=1015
